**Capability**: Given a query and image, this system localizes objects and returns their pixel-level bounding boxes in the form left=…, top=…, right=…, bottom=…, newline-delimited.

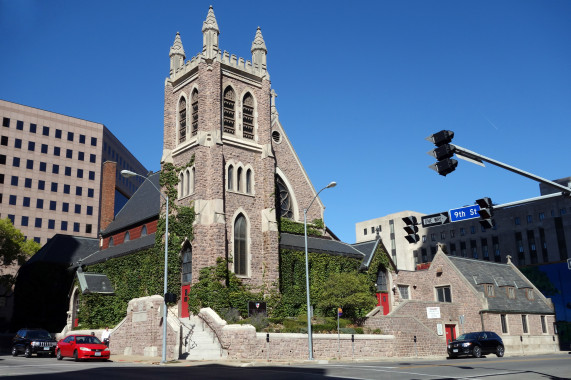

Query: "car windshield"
left=456, top=332, right=480, bottom=340
left=76, top=336, right=102, bottom=344
left=26, top=330, right=52, bottom=339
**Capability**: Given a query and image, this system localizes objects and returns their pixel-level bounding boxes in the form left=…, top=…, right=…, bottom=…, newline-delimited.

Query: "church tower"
left=162, top=6, right=278, bottom=292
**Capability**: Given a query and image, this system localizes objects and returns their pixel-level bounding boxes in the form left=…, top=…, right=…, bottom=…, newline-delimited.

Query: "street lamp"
left=121, top=170, right=169, bottom=364
left=304, top=181, right=336, bottom=360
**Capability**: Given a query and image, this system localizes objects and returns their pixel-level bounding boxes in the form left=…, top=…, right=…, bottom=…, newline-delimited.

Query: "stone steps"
left=180, top=316, right=227, bottom=361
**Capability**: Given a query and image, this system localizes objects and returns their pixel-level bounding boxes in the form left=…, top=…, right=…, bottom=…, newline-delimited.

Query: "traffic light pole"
left=451, top=144, right=571, bottom=195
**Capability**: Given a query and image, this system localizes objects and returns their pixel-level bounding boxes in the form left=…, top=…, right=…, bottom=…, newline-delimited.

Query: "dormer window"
left=191, top=89, right=198, bottom=136
left=507, top=286, right=515, bottom=299
left=526, top=289, right=534, bottom=300
left=179, top=97, right=187, bottom=144
left=484, top=284, right=495, bottom=297
left=223, top=87, right=235, bottom=134
left=242, top=93, right=254, bottom=139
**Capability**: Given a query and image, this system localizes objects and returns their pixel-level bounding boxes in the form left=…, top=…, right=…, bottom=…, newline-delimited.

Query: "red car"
left=56, top=334, right=110, bottom=361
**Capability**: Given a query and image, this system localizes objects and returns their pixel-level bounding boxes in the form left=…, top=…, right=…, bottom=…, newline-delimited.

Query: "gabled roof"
left=447, top=256, right=553, bottom=314
left=101, top=172, right=160, bottom=235
left=279, top=233, right=364, bottom=259
left=25, top=234, right=99, bottom=269
left=81, top=233, right=156, bottom=266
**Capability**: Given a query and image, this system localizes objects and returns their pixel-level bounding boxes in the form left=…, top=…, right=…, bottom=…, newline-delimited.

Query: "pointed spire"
left=251, top=27, right=267, bottom=76
left=169, top=32, right=186, bottom=75
left=251, top=27, right=267, bottom=54
left=202, top=5, right=219, bottom=33
left=202, top=6, right=220, bottom=60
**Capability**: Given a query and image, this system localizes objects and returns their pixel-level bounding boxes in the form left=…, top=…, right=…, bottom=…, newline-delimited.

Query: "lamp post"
left=304, top=181, right=336, bottom=360
left=121, top=170, right=169, bottom=364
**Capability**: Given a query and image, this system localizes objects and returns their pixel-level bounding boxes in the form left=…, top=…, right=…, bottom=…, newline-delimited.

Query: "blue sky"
left=1, top=0, right=570, bottom=243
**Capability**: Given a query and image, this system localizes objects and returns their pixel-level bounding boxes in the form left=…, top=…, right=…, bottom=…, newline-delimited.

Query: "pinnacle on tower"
left=169, top=32, right=186, bottom=74
left=202, top=6, right=220, bottom=60
left=251, top=27, right=267, bottom=75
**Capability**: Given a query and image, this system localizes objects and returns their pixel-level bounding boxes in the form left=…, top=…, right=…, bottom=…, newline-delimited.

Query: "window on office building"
left=12, top=157, right=20, bottom=167
left=23, top=197, right=30, bottom=207
left=11, top=176, right=18, bottom=186
left=90, top=154, right=96, bottom=163
left=91, top=137, right=97, bottom=146
left=74, top=204, right=81, bottom=214
left=55, top=129, right=62, bottom=138
left=77, top=169, right=83, bottom=178
left=73, top=222, right=80, bottom=232
left=2, top=117, right=10, bottom=127
left=24, top=178, right=31, bottom=188
left=88, top=188, right=94, bottom=197
left=54, top=146, right=60, bottom=156
left=42, top=126, right=49, bottom=136
left=63, top=184, right=70, bottom=194
left=65, top=167, right=71, bottom=176
left=14, top=138, right=22, bottom=149
left=48, top=219, right=55, bottom=230
left=515, top=217, right=520, bottom=225
left=0, top=136, right=7, bottom=146
left=539, top=212, right=545, bottom=221
left=527, top=215, right=533, bottom=224
left=79, top=134, right=85, bottom=144
left=52, top=164, right=59, bottom=174
left=39, top=162, right=46, bottom=172
left=35, top=218, right=42, bottom=228
left=9, top=195, right=17, bottom=205
left=28, top=141, right=35, bottom=151
left=38, top=180, right=45, bottom=190
left=89, top=171, right=95, bottom=180
left=8, top=214, right=15, bottom=224
left=36, top=199, right=44, bottom=209
left=78, top=152, right=84, bottom=161
left=0, top=154, right=6, bottom=165
left=51, top=182, right=58, bottom=192
left=62, top=202, right=69, bottom=212
left=87, top=206, right=93, bottom=215
left=85, top=224, right=92, bottom=234
left=66, top=149, right=73, bottom=158
left=76, top=186, right=82, bottom=196
left=67, top=132, right=74, bottom=141
left=61, top=221, right=68, bottom=231
left=16, top=120, right=23, bottom=130
left=30, top=123, right=37, bottom=133
left=41, top=144, right=48, bottom=154
left=21, top=216, right=28, bottom=227
left=49, top=200, right=56, bottom=210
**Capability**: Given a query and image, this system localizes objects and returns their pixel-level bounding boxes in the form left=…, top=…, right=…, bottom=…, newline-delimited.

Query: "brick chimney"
left=100, top=161, right=117, bottom=232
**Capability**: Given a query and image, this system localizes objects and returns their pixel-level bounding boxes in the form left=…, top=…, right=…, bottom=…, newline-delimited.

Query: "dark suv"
left=12, top=328, right=57, bottom=357
left=447, top=331, right=504, bottom=358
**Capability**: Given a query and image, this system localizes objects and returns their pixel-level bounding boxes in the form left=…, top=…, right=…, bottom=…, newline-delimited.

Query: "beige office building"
left=0, top=100, right=147, bottom=244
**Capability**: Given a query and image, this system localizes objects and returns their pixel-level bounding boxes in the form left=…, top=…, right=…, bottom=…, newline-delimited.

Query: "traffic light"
left=402, top=216, right=420, bottom=244
left=476, top=197, right=494, bottom=229
left=164, top=292, right=177, bottom=304
left=427, top=130, right=458, bottom=176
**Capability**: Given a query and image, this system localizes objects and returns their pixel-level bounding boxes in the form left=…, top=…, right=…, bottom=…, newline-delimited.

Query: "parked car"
left=447, top=331, right=504, bottom=358
left=56, top=334, right=110, bottom=361
left=11, top=328, right=57, bottom=357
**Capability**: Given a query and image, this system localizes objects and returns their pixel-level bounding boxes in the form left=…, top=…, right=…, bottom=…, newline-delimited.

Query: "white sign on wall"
left=436, top=323, right=443, bottom=335
left=427, top=306, right=441, bottom=319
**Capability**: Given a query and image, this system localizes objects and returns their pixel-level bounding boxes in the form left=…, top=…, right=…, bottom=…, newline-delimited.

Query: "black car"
left=12, top=328, right=57, bottom=357
left=447, top=331, right=504, bottom=358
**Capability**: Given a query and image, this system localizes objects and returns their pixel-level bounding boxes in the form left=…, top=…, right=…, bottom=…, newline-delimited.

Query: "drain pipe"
left=479, top=311, right=485, bottom=331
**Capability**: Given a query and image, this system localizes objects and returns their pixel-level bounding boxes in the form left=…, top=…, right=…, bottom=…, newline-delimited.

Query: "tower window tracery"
left=276, top=175, right=293, bottom=218
left=191, top=89, right=198, bottom=136
left=242, top=93, right=254, bottom=139
left=223, top=87, right=235, bottom=134
left=179, top=97, right=187, bottom=143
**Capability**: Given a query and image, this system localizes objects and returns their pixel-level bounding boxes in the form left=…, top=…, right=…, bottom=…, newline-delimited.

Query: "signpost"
left=449, top=204, right=481, bottom=222
left=421, top=212, right=450, bottom=228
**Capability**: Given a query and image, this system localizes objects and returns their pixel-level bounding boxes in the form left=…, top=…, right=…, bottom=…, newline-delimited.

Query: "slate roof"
left=353, top=240, right=380, bottom=270
left=25, top=234, right=99, bottom=269
left=101, top=172, right=160, bottom=235
left=448, top=256, right=554, bottom=314
left=81, top=233, right=156, bottom=266
left=279, top=233, right=364, bottom=259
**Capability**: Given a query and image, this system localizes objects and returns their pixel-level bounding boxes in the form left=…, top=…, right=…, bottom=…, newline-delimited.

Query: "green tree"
left=315, top=271, right=377, bottom=320
left=0, top=218, right=41, bottom=295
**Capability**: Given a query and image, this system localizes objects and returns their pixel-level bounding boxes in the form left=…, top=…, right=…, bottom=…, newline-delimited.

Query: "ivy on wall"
left=77, top=158, right=195, bottom=329
left=279, top=217, right=323, bottom=236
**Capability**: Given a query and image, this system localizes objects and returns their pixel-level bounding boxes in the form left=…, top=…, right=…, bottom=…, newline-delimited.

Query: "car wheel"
left=24, top=346, right=32, bottom=358
left=11, top=346, right=18, bottom=357
left=496, top=345, right=505, bottom=357
left=73, top=350, right=79, bottom=362
left=56, top=349, right=63, bottom=360
left=472, top=345, right=482, bottom=358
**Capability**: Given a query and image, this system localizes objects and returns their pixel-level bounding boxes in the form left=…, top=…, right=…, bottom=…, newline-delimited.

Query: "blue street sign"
left=449, top=204, right=481, bottom=222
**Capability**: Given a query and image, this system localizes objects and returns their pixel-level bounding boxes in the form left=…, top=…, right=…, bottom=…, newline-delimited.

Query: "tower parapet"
left=168, top=6, right=269, bottom=83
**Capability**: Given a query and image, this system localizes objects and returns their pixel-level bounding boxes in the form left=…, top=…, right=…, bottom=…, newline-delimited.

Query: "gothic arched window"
left=178, top=172, right=184, bottom=198
left=237, top=167, right=243, bottom=192
left=141, top=225, right=147, bottom=236
left=234, top=214, right=248, bottom=275
left=223, top=87, right=235, bottom=134
left=179, top=97, right=187, bottom=144
left=191, top=167, right=195, bottom=194
left=182, top=247, right=192, bottom=284
left=191, top=89, right=198, bottom=137
left=227, top=165, right=234, bottom=190
left=276, top=176, right=293, bottom=219
left=242, top=93, right=254, bottom=139
left=246, top=169, right=252, bottom=194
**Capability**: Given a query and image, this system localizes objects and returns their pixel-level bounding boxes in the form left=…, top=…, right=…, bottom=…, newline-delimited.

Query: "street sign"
left=449, top=204, right=481, bottom=222
left=421, top=212, right=450, bottom=228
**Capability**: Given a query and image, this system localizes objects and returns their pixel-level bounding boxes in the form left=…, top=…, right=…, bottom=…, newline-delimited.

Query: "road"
left=0, top=353, right=569, bottom=379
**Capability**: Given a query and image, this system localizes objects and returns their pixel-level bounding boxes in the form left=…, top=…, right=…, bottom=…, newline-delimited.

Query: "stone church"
left=162, top=6, right=329, bottom=297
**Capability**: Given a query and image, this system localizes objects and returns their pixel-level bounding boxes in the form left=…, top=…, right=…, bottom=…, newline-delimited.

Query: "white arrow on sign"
left=421, top=213, right=449, bottom=227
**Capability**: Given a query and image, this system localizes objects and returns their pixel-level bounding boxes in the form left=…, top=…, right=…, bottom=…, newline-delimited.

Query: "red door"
left=445, top=324, right=456, bottom=345
left=377, top=292, right=390, bottom=315
left=181, top=285, right=190, bottom=318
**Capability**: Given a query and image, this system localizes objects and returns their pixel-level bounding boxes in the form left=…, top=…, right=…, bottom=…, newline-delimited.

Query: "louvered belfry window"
left=223, top=87, right=235, bottom=134
left=179, top=97, right=187, bottom=143
left=191, top=89, right=198, bottom=136
left=242, top=93, right=254, bottom=139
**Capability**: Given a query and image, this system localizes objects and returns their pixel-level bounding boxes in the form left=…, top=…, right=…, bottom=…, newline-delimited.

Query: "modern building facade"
left=356, top=179, right=571, bottom=269
left=0, top=99, right=147, bottom=244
